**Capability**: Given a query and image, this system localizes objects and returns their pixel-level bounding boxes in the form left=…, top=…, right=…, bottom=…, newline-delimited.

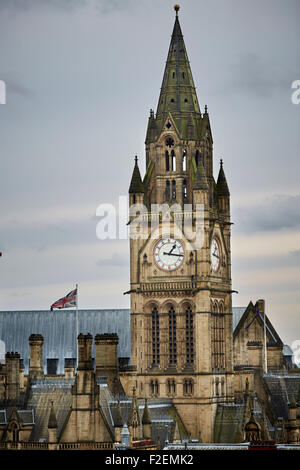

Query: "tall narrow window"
left=185, top=305, right=194, bottom=365
left=165, top=151, right=170, bottom=171
left=172, top=180, right=176, bottom=200
left=182, top=150, right=187, bottom=171
left=12, top=424, right=18, bottom=442
left=152, top=306, right=160, bottom=366
left=195, top=150, right=199, bottom=167
left=183, top=179, right=187, bottom=200
left=171, top=150, right=176, bottom=171
left=168, top=306, right=177, bottom=365
left=183, top=379, right=193, bottom=395
left=165, top=180, right=170, bottom=201
left=211, top=303, right=225, bottom=370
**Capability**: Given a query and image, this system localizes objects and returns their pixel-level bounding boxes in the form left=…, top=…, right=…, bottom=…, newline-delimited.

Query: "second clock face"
left=211, top=238, right=220, bottom=271
left=154, top=238, right=184, bottom=271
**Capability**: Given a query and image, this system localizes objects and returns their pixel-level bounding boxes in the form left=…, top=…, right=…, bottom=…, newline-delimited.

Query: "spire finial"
left=204, top=105, right=208, bottom=113
left=134, top=155, right=138, bottom=165
left=174, top=4, right=180, bottom=16
left=220, top=158, right=223, bottom=168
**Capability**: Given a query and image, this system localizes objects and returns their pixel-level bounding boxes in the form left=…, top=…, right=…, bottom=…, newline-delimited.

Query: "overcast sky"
left=0, top=0, right=299, bottom=347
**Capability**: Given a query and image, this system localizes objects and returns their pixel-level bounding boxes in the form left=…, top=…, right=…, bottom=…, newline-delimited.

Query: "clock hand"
left=212, top=253, right=219, bottom=258
left=168, top=244, right=177, bottom=255
left=163, top=252, right=184, bottom=257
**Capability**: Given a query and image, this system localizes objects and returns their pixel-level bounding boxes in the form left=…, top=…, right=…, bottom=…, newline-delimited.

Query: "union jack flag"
left=50, top=288, right=77, bottom=311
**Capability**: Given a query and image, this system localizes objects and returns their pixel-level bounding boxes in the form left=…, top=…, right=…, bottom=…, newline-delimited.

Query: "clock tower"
left=128, top=6, right=234, bottom=442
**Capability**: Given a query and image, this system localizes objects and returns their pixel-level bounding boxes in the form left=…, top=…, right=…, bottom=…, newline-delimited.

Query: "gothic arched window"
left=165, top=180, right=170, bottom=201
left=168, top=305, right=177, bottom=365
left=152, top=306, right=160, bottom=366
left=211, top=302, right=225, bottom=370
left=165, top=151, right=170, bottom=171
left=183, top=179, right=187, bottom=200
left=12, top=423, right=19, bottom=443
left=182, top=150, right=187, bottom=171
left=171, top=150, right=176, bottom=171
left=172, top=180, right=176, bottom=200
left=185, top=305, right=194, bottom=365
left=183, top=379, right=194, bottom=396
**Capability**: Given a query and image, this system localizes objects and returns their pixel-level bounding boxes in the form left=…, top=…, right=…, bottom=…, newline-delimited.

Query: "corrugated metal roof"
left=0, top=309, right=130, bottom=374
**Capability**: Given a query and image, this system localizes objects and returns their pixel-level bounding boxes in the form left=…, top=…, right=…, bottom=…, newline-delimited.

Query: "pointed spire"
left=48, top=401, right=57, bottom=429
left=142, top=398, right=151, bottom=425
left=129, top=156, right=144, bottom=194
left=127, top=386, right=140, bottom=427
left=216, top=158, right=230, bottom=196
left=193, top=158, right=208, bottom=190
left=154, top=6, right=201, bottom=139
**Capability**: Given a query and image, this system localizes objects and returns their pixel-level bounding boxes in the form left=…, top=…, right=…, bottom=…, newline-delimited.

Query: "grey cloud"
left=0, top=218, right=96, bottom=252
left=96, top=252, right=129, bottom=268
left=5, top=76, right=35, bottom=99
left=0, top=0, right=134, bottom=13
left=233, top=251, right=300, bottom=272
left=223, top=52, right=293, bottom=98
left=233, top=194, right=300, bottom=233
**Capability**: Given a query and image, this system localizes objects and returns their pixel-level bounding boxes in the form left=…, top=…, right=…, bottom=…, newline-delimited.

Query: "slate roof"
left=109, top=398, right=188, bottom=448
left=0, top=309, right=130, bottom=374
left=27, top=378, right=73, bottom=442
left=0, top=306, right=293, bottom=376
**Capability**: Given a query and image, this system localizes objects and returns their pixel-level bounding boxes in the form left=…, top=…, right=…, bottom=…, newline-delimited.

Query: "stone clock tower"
left=128, top=6, right=234, bottom=442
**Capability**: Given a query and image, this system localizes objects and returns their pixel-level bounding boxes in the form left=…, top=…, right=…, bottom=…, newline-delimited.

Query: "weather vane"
left=174, top=5, right=180, bottom=16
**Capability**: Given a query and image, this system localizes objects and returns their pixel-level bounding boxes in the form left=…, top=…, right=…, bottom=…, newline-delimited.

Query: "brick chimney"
left=77, top=333, right=93, bottom=370
left=29, top=334, right=44, bottom=379
left=5, top=352, right=20, bottom=402
left=94, top=333, right=118, bottom=377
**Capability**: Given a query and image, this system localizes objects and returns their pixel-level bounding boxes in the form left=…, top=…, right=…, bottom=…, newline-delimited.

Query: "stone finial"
left=174, top=4, right=180, bottom=16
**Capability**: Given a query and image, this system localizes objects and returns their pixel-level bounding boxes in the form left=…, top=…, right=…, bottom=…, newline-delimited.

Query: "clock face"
left=153, top=238, right=184, bottom=271
left=211, top=238, right=220, bottom=272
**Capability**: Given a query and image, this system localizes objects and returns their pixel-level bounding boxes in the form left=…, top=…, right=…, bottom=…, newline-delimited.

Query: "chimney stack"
left=95, top=333, right=118, bottom=380
left=5, top=352, right=20, bottom=402
left=77, top=333, right=93, bottom=370
left=29, top=334, right=44, bottom=379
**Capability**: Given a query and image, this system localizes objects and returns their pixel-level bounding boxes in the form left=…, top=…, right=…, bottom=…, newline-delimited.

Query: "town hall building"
left=0, top=6, right=299, bottom=450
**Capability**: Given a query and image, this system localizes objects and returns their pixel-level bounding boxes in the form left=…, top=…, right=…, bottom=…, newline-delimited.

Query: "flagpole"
left=76, top=283, right=78, bottom=367
left=264, top=300, right=268, bottom=374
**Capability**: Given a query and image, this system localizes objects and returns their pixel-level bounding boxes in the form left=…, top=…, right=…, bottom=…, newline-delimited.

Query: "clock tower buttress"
left=128, top=7, right=234, bottom=443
